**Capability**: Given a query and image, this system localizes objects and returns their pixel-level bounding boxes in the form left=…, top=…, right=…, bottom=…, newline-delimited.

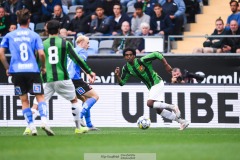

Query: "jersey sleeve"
left=67, top=42, right=92, bottom=74
left=35, top=34, right=44, bottom=50
left=141, top=51, right=164, bottom=63
left=119, top=65, right=131, bottom=86
left=0, top=34, right=9, bottom=48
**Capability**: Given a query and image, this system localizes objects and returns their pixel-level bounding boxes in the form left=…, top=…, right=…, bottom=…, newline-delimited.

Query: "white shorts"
left=148, top=80, right=164, bottom=101
left=44, top=79, right=76, bottom=101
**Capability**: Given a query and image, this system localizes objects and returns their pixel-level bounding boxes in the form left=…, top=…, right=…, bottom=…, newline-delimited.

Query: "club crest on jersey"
left=76, top=87, right=85, bottom=95
left=15, top=86, right=22, bottom=95
left=33, top=83, right=41, bottom=93
left=139, top=65, right=145, bottom=72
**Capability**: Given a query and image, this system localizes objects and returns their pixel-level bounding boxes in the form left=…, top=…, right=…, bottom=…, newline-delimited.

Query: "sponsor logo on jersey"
left=139, top=65, right=145, bottom=72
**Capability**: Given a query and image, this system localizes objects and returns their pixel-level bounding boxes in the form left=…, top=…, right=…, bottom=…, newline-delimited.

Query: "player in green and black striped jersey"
left=115, top=48, right=189, bottom=130
left=43, top=20, right=95, bottom=134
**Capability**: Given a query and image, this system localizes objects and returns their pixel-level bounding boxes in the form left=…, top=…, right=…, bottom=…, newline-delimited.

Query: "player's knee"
left=147, top=100, right=154, bottom=108
left=71, top=97, right=78, bottom=103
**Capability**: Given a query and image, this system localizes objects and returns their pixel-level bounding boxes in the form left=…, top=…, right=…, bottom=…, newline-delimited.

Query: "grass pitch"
left=0, top=127, right=239, bottom=160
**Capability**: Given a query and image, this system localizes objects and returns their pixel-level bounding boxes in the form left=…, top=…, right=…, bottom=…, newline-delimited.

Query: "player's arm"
left=161, top=57, right=172, bottom=74
left=0, top=47, right=10, bottom=76
left=115, top=66, right=131, bottom=86
left=37, top=49, right=46, bottom=74
left=67, top=42, right=96, bottom=80
left=142, top=51, right=172, bottom=74
left=115, top=67, right=122, bottom=83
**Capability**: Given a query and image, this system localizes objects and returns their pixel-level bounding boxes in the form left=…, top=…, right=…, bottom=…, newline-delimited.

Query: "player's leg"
left=12, top=74, right=37, bottom=136
left=33, top=79, right=55, bottom=136
left=20, top=94, right=37, bottom=136
left=72, top=79, right=99, bottom=129
left=23, top=102, right=39, bottom=135
left=147, top=81, right=189, bottom=130
left=55, top=80, right=89, bottom=134
left=147, top=81, right=181, bottom=118
left=81, top=89, right=100, bottom=131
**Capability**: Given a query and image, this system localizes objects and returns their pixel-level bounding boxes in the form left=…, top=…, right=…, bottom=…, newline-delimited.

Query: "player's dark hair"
left=123, top=48, right=136, bottom=56
left=16, top=9, right=31, bottom=25
left=47, top=20, right=60, bottom=35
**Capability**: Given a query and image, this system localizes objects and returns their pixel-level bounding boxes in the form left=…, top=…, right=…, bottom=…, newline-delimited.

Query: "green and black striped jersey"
left=119, top=52, right=163, bottom=90
left=43, top=36, right=91, bottom=82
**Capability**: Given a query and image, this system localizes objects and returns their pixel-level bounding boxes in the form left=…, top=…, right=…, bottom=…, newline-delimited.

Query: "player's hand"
left=6, top=69, right=10, bottom=76
left=87, top=73, right=95, bottom=84
left=41, top=67, right=46, bottom=74
left=89, top=72, right=96, bottom=83
left=115, top=67, right=120, bottom=76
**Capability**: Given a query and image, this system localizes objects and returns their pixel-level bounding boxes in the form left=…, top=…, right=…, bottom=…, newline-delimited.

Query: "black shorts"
left=72, top=79, right=92, bottom=96
left=12, top=73, right=44, bottom=96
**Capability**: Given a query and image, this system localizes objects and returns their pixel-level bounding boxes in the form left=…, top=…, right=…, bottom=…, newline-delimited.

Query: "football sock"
left=31, top=108, right=38, bottom=120
left=38, top=101, right=48, bottom=124
left=153, top=102, right=173, bottom=109
left=85, top=110, right=93, bottom=128
left=71, top=103, right=80, bottom=128
left=80, top=98, right=97, bottom=118
left=160, top=109, right=176, bottom=121
left=22, top=108, right=33, bottom=124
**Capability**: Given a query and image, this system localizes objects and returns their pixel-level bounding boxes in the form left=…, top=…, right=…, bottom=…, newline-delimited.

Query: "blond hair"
left=76, top=35, right=89, bottom=44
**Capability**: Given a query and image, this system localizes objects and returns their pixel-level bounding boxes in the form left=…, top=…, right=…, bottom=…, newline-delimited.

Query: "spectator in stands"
left=4, top=0, right=23, bottom=24
left=112, top=21, right=140, bottom=54
left=24, top=0, right=42, bottom=24
left=221, top=20, right=240, bottom=53
left=226, top=0, right=240, bottom=30
left=102, top=0, right=120, bottom=17
left=110, top=2, right=131, bottom=35
left=8, top=23, right=17, bottom=32
left=120, top=0, right=135, bottom=7
left=83, top=0, right=102, bottom=16
left=51, top=5, right=70, bottom=30
left=39, top=22, right=49, bottom=37
left=131, top=1, right=150, bottom=35
left=72, top=0, right=84, bottom=5
left=67, top=6, right=91, bottom=36
left=141, top=0, right=157, bottom=17
left=150, top=3, right=173, bottom=40
left=0, top=7, right=10, bottom=36
left=86, top=4, right=111, bottom=36
left=192, top=17, right=227, bottom=53
left=41, top=0, right=62, bottom=22
left=160, top=0, right=186, bottom=36
left=136, top=22, right=152, bottom=54
left=238, top=0, right=240, bottom=12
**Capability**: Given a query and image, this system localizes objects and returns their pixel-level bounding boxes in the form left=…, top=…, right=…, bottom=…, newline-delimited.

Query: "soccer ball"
left=137, top=116, right=151, bottom=130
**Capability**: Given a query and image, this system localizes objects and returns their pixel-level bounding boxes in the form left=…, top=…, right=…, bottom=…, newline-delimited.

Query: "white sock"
left=160, top=109, right=177, bottom=121
left=41, top=117, right=47, bottom=124
left=72, top=103, right=80, bottom=128
left=31, top=108, right=39, bottom=120
left=153, top=102, right=174, bottom=109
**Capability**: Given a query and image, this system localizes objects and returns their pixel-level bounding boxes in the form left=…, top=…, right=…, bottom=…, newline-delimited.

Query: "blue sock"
left=22, top=108, right=33, bottom=124
left=80, top=98, right=96, bottom=118
left=38, top=102, right=47, bottom=117
left=85, top=110, right=93, bottom=128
